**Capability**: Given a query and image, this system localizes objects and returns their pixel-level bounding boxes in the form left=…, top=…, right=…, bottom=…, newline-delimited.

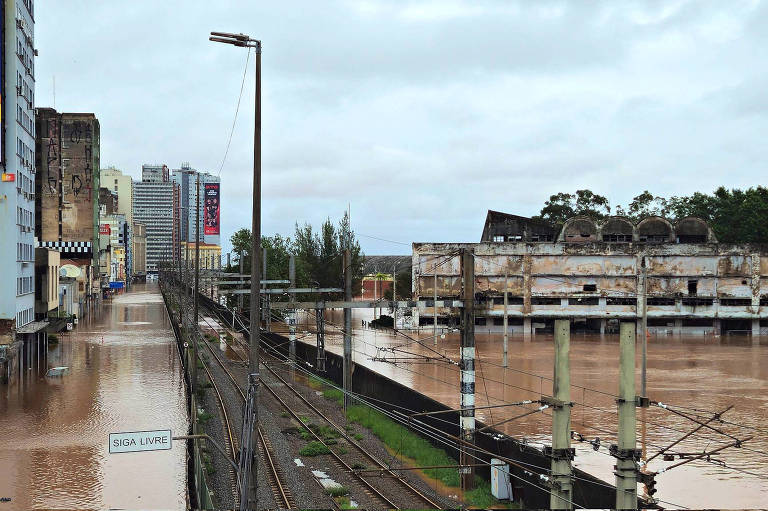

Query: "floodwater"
left=287, top=309, right=768, bottom=509
left=0, top=284, right=188, bottom=510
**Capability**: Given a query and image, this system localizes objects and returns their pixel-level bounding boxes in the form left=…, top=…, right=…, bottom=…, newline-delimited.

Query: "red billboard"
left=204, top=183, right=220, bottom=235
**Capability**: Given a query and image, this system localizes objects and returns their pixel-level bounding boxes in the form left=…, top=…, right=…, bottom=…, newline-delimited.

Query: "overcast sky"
left=36, top=1, right=768, bottom=255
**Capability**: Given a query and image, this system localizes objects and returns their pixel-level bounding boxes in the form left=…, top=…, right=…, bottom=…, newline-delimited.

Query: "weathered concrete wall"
left=412, top=242, right=768, bottom=328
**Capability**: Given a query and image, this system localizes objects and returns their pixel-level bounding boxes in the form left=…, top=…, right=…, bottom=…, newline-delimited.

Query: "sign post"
left=109, top=429, right=172, bottom=454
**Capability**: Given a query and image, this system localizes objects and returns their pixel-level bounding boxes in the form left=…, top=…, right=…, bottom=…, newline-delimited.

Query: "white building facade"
left=1, top=0, right=36, bottom=331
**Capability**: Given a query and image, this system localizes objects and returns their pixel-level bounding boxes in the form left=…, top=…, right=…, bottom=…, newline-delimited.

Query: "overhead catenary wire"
left=216, top=46, right=251, bottom=176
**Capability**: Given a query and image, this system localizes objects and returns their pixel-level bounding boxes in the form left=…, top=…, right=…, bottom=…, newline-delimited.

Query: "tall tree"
left=538, top=189, right=611, bottom=224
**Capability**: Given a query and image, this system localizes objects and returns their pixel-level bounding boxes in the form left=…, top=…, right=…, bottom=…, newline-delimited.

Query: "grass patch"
left=347, top=404, right=459, bottom=487
left=197, top=411, right=214, bottom=424
left=323, top=387, right=344, bottom=406
left=353, top=433, right=364, bottom=441
left=325, top=485, right=348, bottom=497
left=335, top=446, right=348, bottom=455
left=335, top=495, right=355, bottom=509
left=308, top=423, right=341, bottom=441
left=346, top=404, right=510, bottom=508
left=280, top=411, right=289, bottom=418
left=299, top=441, right=330, bottom=456
left=205, top=334, right=217, bottom=343
left=351, top=462, right=367, bottom=470
left=299, top=429, right=313, bottom=441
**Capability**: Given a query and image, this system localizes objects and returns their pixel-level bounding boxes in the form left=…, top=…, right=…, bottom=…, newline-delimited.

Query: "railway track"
left=197, top=347, right=240, bottom=502
left=197, top=314, right=297, bottom=510
left=200, top=302, right=443, bottom=510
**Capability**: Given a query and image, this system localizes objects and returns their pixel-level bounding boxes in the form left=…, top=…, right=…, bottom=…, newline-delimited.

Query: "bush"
left=325, top=485, right=348, bottom=497
left=299, top=441, right=330, bottom=457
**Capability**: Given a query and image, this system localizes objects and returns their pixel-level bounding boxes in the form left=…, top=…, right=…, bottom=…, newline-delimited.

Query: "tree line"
left=536, top=187, right=768, bottom=243
left=228, top=211, right=365, bottom=296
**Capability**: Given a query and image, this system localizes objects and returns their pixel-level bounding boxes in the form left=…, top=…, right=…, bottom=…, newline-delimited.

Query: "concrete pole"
left=503, top=270, right=508, bottom=368
left=343, top=249, right=353, bottom=410
left=460, top=248, right=475, bottom=492
left=551, top=319, right=573, bottom=509
left=434, top=264, right=438, bottom=346
left=616, top=321, right=638, bottom=510
left=289, top=255, right=296, bottom=371
left=263, top=246, right=268, bottom=329
left=191, top=174, right=200, bottom=395
left=238, top=249, right=244, bottom=314
left=640, top=257, right=647, bottom=398
left=392, top=264, right=397, bottom=331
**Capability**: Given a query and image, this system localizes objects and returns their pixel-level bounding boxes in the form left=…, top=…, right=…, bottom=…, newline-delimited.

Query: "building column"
left=523, top=317, right=532, bottom=340
left=713, top=318, right=721, bottom=336
left=674, top=319, right=683, bottom=336
left=752, top=319, right=760, bottom=339
left=600, top=319, right=606, bottom=335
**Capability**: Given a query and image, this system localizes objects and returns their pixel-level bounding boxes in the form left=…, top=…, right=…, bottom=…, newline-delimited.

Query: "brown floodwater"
left=286, top=308, right=768, bottom=509
left=0, top=284, right=188, bottom=510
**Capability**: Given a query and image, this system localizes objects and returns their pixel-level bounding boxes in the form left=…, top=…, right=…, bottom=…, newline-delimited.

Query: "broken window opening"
left=687, top=280, right=698, bottom=296
left=582, top=284, right=597, bottom=292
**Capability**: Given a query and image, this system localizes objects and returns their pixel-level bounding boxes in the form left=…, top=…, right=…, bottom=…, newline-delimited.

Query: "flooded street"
left=289, top=309, right=768, bottom=509
left=0, top=284, right=188, bottom=510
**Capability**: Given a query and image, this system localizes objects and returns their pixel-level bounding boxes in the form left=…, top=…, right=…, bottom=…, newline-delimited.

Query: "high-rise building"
left=132, top=164, right=180, bottom=273
left=35, top=109, right=101, bottom=302
left=100, top=167, right=134, bottom=283
left=1, top=0, right=38, bottom=364
left=132, top=222, right=147, bottom=279
left=171, top=163, right=220, bottom=247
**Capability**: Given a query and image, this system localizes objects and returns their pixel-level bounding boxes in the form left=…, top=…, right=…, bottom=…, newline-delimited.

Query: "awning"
left=16, top=320, right=49, bottom=334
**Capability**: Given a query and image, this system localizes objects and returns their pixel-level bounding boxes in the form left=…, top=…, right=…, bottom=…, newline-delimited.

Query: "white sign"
left=109, top=429, right=172, bottom=453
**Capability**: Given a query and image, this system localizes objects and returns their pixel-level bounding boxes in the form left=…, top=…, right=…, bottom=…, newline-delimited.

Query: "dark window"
left=532, top=297, right=560, bottom=305
left=648, top=298, right=675, bottom=306
left=761, top=297, right=768, bottom=306
left=568, top=297, right=599, bottom=305
left=687, top=280, right=698, bottom=296
left=603, top=234, right=633, bottom=242
left=720, top=298, right=751, bottom=307
left=607, top=297, right=637, bottom=306
left=492, top=296, right=524, bottom=305
left=493, top=318, right=504, bottom=326
left=475, top=317, right=487, bottom=326
left=640, top=235, right=668, bottom=243
left=583, top=284, right=597, bottom=292
left=682, top=298, right=713, bottom=307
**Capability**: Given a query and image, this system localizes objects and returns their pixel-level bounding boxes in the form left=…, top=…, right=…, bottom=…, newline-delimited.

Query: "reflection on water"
left=0, top=284, right=188, bottom=510
left=287, top=308, right=768, bottom=509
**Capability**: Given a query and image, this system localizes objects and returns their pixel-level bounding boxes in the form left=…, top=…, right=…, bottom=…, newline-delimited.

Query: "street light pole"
left=210, top=31, right=261, bottom=511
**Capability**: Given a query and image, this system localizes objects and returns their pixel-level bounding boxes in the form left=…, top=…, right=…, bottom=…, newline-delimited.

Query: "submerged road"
left=0, top=284, right=188, bottom=510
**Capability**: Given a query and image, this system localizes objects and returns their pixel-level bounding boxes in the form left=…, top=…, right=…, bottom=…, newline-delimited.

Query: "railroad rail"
left=197, top=352, right=240, bottom=502
left=199, top=302, right=443, bottom=510
left=197, top=314, right=297, bottom=510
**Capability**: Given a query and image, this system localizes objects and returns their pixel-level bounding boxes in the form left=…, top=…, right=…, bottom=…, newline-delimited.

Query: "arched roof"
left=675, top=216, right=716, bottom=243
left=559, top=216, right=599, bottom=242
left=637, top=216, right=674, bottom=242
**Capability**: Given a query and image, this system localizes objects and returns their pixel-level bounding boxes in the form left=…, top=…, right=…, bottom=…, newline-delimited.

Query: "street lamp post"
left=209, top=31, right=261, bottom=511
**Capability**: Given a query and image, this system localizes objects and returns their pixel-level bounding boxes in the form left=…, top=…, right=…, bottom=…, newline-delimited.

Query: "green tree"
left=538, top=189, right=611, bottom=224
left=623, top=191, right=669, bottom=220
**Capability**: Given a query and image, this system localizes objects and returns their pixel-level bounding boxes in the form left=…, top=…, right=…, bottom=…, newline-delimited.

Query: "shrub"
left=325, top=485, right=348, bottom=497
left=299, top=441, right=330, bottom=456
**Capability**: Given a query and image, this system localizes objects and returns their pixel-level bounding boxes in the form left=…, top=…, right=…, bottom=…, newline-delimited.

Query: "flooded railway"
left=285, top=308, right=768, bottom=509
left=0, top=284, right=188, bottom=510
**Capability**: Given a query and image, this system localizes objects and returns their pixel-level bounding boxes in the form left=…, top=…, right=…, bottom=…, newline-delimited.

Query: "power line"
left=217, top=47, right=251, bottom=176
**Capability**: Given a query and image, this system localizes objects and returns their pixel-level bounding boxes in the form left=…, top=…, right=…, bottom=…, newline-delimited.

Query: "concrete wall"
left=412, top=242, right=768, bottom=334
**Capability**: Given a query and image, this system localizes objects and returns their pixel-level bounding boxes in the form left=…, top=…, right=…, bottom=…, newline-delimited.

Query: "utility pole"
left=209, top=30, right=261, bottom=511
left=289, top=254, right=296, bottom=372
left=460, top=248, right=475, bottom=492
left=615, top=321, right=638, bottom=510
left=392, top=264, right=397, bottom=331
left=433, top=262, right=438, bottom=346
left=263, top=246, right=269, bottom=330
left=238, top=249, right=244, bottom=322
left=640, top=256, right=647, bottom=398
left=550, top=319, right=573, bottom=509
left=343, top=249, right=352, bottom=410
left=191, top=174, right=201, bottom=395
left=503, top=270, right=508, bottom=368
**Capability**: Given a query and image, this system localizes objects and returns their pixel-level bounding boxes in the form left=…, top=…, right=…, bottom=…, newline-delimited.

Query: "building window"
left=492, top=235, right=504, bottom=242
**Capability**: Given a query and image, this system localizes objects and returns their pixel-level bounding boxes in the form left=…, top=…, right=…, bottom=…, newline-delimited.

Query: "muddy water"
left=0, top=284, right=188, bottom=510
left=285, top=309, right=768, bottom=509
